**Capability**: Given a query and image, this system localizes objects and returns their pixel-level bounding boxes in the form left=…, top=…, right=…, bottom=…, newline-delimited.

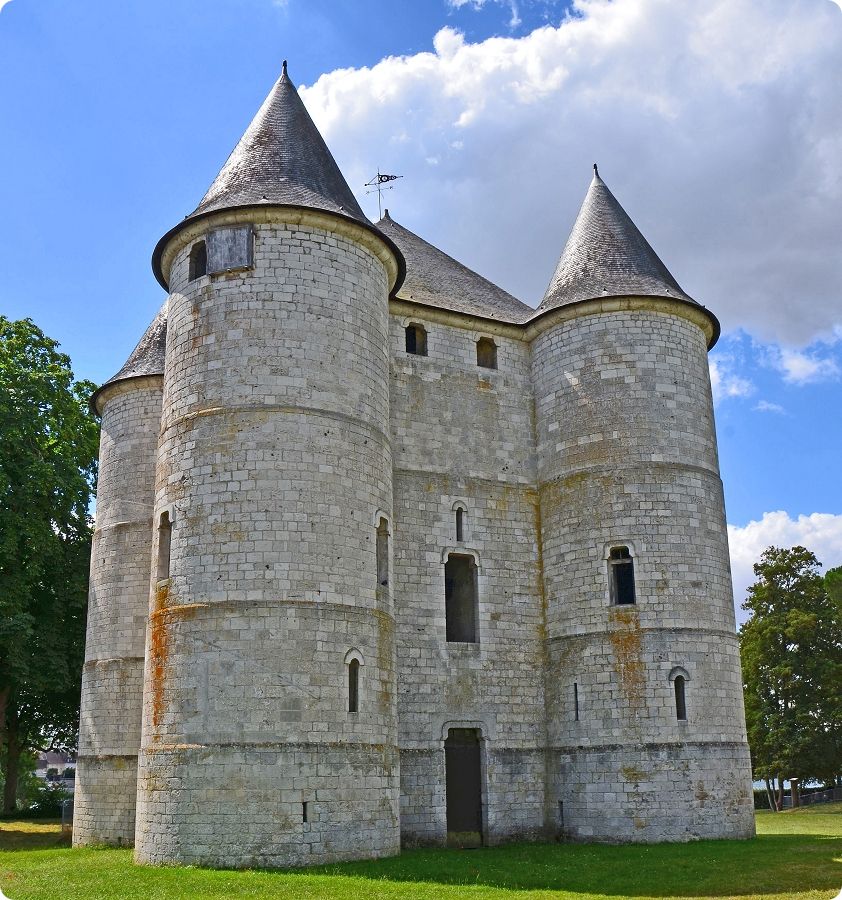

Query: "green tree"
left=0, top=317, right=99, bottom=812
left=740, top=546, right=842, bottom=810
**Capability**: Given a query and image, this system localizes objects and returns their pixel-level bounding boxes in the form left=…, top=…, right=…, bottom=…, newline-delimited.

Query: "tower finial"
left=282, top=59, right=288, bottom=76
left=593, top=162, right=599, bottom=178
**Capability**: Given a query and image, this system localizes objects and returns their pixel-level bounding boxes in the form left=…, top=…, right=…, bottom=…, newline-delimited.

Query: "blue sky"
left=1, top=0, right=840, bottom=606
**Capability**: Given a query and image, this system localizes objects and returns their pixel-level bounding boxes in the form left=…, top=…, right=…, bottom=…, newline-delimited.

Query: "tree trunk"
left=3, top=707, right=20, bottom=815
left=776, top=775, right=785, bottom=811
left=0, top=684, right=8, bottom=748
left=791, top=778, right=801, bottom=807
left=764, top=777, right=776, bottom=812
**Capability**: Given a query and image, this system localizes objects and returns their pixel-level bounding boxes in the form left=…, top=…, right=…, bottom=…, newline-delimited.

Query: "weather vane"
left=365, top=170, right=403, bottom=219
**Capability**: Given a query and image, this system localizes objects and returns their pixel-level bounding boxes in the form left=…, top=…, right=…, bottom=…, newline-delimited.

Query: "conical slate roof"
left=538, top=166, right=696, bottom=314
left=91, top=304, right=167, bottom=414
left=377, top=212, right=532, bottom=322
left=190, top=62, right=367, bottom=224
left=152, top=63, right=404, bottom=292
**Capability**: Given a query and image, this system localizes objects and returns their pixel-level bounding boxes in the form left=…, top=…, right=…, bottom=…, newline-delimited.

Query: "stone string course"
left=75, top=209, right=754, bottom=866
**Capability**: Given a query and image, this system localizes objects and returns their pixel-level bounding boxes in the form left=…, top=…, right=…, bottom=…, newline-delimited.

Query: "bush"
left=26, top=782, right=70, bottom=818
left=754, top=789, right=772, bottom=810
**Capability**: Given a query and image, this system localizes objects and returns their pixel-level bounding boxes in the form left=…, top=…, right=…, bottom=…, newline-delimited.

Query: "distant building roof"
left=538, top=166, right=697, bottom=314
left=91, top=304, right=167, bottom=414
left=377, top=211, right=533, bottom=323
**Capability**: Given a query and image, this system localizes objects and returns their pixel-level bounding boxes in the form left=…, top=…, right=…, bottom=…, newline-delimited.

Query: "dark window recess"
left=609, top=546, right=636, bottom=605
left=302, top=802, right=308, bottom=823
left=348, top=658, right=360, bottom=713
left=674, top=675, right=687, bottom=720
left=455, top=508, right=465, bottom=542
left=558, top=800, right=564, bottom=827
left=476, top=337, right=497, bottom=369
left=157, top=511, right=172, bottom=582
left=376, top=517, right=389, bottom=587
left=405, top=323, right=427, bottom=356
left=188, top=241, right=207, bottom=281
left=573, top=682, right=579, bottom=721
left=445, top=554, right=478, bottom=643
left=445, top=728, right=483, bottom=847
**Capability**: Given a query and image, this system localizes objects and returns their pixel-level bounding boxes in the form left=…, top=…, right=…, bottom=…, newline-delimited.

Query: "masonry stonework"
left=75, top=65, right=755, bottom=865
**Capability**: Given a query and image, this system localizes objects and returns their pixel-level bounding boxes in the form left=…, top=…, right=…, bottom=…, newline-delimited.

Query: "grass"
left=0, top=805, right=839, bottom=899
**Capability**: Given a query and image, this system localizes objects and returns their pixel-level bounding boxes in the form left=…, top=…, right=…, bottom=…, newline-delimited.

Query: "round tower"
left=532, top=168, right=754, bottom=842
left=134, top=64, right=405, bottom=867
left=73, top=307, right=166, bottom=846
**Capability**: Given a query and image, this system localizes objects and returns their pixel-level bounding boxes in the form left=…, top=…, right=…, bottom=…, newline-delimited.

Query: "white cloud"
left=299, top=0, right=842, bottom=346
left=728, top=511, right=842, bottom=620
left=0, top=0, right=14, bottom=12
left=775, top=347, right=840, bottom=384
left=754, top=399, right=785, bottom=414
left=709, top=358, right=754, bottom=403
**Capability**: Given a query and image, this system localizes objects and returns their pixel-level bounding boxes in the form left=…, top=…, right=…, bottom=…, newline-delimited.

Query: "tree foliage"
left=0, top=317, right=99, bottom=811
left=740, top=546, right=842, bottom=805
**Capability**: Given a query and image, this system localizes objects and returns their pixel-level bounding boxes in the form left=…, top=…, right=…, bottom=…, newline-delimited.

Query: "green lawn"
left=0, top=805, right=840, bottom=899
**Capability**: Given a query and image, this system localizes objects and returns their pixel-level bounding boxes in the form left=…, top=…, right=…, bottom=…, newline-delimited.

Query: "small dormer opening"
left=405, top=323, right=427, bottom=356
left=476, top=337, right=497, bottom=369
left=608, top=546, right=635, bottom=605
left=157, top=511, right=172, bottom=583
left=188, top=240, right=207, bottom=281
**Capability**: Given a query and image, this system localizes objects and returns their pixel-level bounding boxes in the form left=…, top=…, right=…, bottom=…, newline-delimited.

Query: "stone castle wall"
left=388, top=317, right=547, bottom=846
left=74, top=377, right=162, bottom=847
left=78, top=238, right=755, bottom=863
left=133, top=213, right=401, bottom=867
left=531, top=305, right=754, bottom=842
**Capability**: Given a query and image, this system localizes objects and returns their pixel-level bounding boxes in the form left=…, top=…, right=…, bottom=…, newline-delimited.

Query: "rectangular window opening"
left=405, top=324, right=427, bottom=356
left=609, top=546, right=636, bottom=605
left=348, top=659, right=359, bottom=714
left=157, top=511, right=172, bottom=582
left=376, top=518, right=389, bottom=588
left=445, top=554, right=478, bottom=643
left=302, top=802, right=308, bottom=823
left=573, top=682, right=579, bottom=721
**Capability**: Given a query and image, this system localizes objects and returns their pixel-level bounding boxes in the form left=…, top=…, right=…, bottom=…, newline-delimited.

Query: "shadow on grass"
left=0, top=823, right=69, bottom=852
left=306, top=835, right=842, bottom=898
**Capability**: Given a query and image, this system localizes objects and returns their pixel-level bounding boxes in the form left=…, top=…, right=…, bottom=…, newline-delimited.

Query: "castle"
left=73, top=63, right=755, bottom=868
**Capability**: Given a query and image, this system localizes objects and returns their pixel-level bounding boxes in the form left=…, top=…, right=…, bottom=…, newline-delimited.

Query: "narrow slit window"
left=674, top=675, right=687, bottom=721
left=405, top=323, right=427, bottom=356
left=376, top=517, right=389, bottom=588
left=188, top=240, right=207, bottom=281
left=609, top=546, right=636, bottom=605
left=157, top=511, right=171, bottom=582
left=476, top=337, right=497, bottom=369
left=455, top=508, right=465, bottom=542
left=573, top=682, right=579, bottom=721
left=302, top=802, right=308, bottom=823
left=445, top=554, right=478, bottom=643
left=348, top=658, right=359, bottom=713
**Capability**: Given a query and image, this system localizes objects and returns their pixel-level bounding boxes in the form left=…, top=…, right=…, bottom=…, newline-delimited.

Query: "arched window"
left=348, top=658, right=360, bottom=713
left=157, top=511, right=172, bottom=583
left=376, top=517, right=389, bottom=588
left=476, top=337, right=497, bottom=369
left=608, top=546, right=636, bottom=605
left=405, top=323, right=427, bottom=356
left=674, top=675, right=687, bottom=721
left=188, top=240, right=207, bottom=281
left=455, top=508, right=464, bottom=542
